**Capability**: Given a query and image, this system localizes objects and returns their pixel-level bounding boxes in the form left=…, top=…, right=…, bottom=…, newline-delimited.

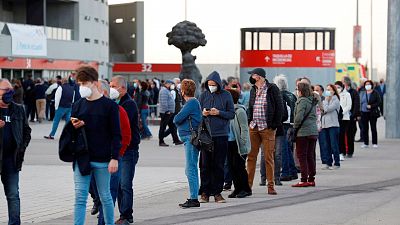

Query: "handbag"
left=188, top=116, right=199, bottom=151
left=191, top=117, right=214, bottom=152
left=289, top=99, right=316, bottom=142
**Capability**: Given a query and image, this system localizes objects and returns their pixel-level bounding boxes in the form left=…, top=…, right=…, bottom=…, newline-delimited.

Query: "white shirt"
left=54, top=86, right=62, bottom=110
left=339, top=89, right=352, bottom=120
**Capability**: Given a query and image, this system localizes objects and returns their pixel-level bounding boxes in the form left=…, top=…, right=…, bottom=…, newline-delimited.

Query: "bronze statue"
left=167, top=21, right=207, bottom=97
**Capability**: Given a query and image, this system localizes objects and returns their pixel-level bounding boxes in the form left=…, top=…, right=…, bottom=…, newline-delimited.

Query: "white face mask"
left=170, top=84, right=175, bottom=90
left=209, top=86, right=218, bottom=93
left=79, top=86, right=93, bottom=98
left=109, top=87, right=120, bottom=100
left=365, top=84, right=372, bottom=91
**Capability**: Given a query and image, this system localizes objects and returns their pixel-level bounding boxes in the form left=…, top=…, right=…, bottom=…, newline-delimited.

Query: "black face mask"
left=1, top=90, right=15, bottom=104
left=249, top=76, right=257, bottom=85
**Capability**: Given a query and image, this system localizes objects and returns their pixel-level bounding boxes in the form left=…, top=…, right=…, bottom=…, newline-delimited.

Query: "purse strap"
left=188, top=116, right=194, bottom=131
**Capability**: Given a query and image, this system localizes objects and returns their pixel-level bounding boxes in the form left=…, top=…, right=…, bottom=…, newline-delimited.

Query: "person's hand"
left=108, top=159, right=118, bottom=174
left=0, top=120, right=5, bottom=128
left=367, top=105, right=371, bottom=109
left=166, top=111, right=171, bottom=115
left=210, top=108, right=220, bottom=116
left=357, top=116, right=361, bottom=121
left=202, top=108, right=210, bottom=116
left=71, top=117, right=85, bottom=129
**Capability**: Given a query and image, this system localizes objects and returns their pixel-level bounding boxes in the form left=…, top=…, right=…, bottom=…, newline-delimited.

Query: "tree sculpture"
left=166, top=21, right=207, bottom=97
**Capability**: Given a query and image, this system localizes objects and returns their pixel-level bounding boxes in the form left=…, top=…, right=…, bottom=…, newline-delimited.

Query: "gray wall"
left=109, top=1, right=144, bottom=62
left=240, top=67, right=336, bottom=92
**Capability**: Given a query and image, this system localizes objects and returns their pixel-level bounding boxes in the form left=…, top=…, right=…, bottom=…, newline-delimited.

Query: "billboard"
left=7, top=23, right=47, bottom=57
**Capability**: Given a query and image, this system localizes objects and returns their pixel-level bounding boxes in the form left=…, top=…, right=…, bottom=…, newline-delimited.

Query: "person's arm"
left=215, top=92, right=235, bottom=120
left=237, top=108, right=250, bottom=143
left=22, top=106, right=32, bottom=149
left=173, top=101, right=192, bottom=125
left=369, top=91, right=381, bottom=108
left=293, top=100, right=305, bottom=129
left=323, top=97, right=340, bottom=113
left=54, top=86, right=62, bottom=110
left=353, top=90, right=361, bottom=118
left=119, top=107, right=131, bottom=157
left=109, top=102, right=122, bottom=160
left=273, top=87, right=284, bottom=124
left=342, top=93, right=352, bottom=115
left=45, top=83, right=56, bottom=95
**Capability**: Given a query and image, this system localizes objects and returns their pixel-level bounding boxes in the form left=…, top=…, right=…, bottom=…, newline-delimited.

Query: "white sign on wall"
left=7, top=23, right=47, bottom=56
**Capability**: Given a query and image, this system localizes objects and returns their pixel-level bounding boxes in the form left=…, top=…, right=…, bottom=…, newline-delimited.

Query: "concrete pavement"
left=1, top=118, right=399, bottom=224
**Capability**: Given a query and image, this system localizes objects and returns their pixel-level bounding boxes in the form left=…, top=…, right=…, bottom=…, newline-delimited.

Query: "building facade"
left=0, top=0, right=109, bottom=80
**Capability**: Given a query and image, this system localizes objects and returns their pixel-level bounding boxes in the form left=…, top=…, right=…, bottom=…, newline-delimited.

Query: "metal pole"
left=184, top=0, right=187, bottom=20
left=370, top=0, right=373, bottom=80
left=386, top=0, right=400, bottom=138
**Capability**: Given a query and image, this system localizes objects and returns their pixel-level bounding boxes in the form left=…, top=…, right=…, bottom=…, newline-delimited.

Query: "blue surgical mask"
left=323, top=90, right=332, bottom=97
left=1, top=89, right=15, bottom=104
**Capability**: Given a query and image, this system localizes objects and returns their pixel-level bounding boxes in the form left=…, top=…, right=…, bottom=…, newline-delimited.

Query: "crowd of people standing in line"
left=0, top=65, right=386, bottom=224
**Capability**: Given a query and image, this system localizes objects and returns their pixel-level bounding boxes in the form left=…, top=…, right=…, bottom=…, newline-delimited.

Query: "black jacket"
left=248, top=81, right=284, bottom=130
left=360, top=89, right=381, bottom=116
left=0, top=102, right=32, bottom=173
left=281, top=90, right=297, bottom=124
left=119, top=93, right=141, bottom=149
left=276, top=96, right=289, bottom=136
left=348, top=88, right=361, bottom=119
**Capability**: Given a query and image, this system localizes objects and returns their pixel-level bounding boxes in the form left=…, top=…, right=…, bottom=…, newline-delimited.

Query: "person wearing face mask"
left=0, top=79, right=32, bottom=225
left=44, top=78, right=76, bottom=139
left=198, top=71, right=235, bottom=203
left=157, top=80, right=182, bottom=147
left=343, top=76, right=360, bottom=158
left=69, top=66, right=121, bottom=225
left=359, top=80, right=381, bottom=148
left=246, top=68, right=284, bottom=196
left=91, top=80, right=131, bottom=225
left=335, top=81, right=352, bottom=161
left=320, top=84, right=341, bottom=170
left=110, top=75, right=140, bottom=225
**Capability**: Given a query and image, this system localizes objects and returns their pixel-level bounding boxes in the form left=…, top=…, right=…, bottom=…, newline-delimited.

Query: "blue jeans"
left=118, top=148, right=139, bottom=221
left=1, top=157, right=20, bottom=225
left=96, top=159, right=122, bottom=225
left=140, top=109, right=152, bottom=138
left=318, top=130, right=328, bottom=164
left=74, top=162, right=114, bottom=225
left=49, top=107, right=71, bottom=136
left=320, top=127, right=340, bottom=167
left=181, top=135, right=200, bottom=199
left=281, top=126, right=297, bottom=177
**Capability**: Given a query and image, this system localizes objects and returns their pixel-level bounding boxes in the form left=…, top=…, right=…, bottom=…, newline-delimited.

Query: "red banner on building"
left=353, top=25, right=362, bottom=59
left=240, top=50, right=336, bottom=68
left=113, top=63, right=181, bottom=73
left=0, top=57, right=98, bottom=70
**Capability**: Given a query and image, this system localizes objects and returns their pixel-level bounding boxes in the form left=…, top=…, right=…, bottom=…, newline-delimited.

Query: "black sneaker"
left=259, top=180, right=266, bottom=186
left=159, top=142, right=169, bottom=147
left=44, top=136, right=54, bottom=140
left=228, top=190, right=238, bottom=198
left=236, top=190, right=252, bottom=198
left=174, top=141, right=184, bottom=145
left=280, top=176, right=292, bottom=182
left=179, top=199, right=200, bottom=208
left=223, top=183, right=232, bottom=191
left=275, top=179, right=283, bottom=186
left=291, top=174, right=299, bottom=180
left=90, top=203, right=99, bottom=215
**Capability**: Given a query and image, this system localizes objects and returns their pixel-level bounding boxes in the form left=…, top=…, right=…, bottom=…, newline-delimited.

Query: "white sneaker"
left=373, top=144, right=378, bottom=148
left=321, top=165, right=333, bottom=170
left=361, top=144, right=369, bottom=148
left=333, top=165, right=340, bottom=169
left=340, top=154, right=345, bottom=161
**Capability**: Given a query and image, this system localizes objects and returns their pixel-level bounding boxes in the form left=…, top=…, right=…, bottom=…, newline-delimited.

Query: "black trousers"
left=158, top=113, right=179, bottom=143
left=347, top=119, right=357, bottom=156
left=25, top=101, right=36, bottom=121
left=227, top=141, right=251, bottom=193
left=361, top=112, right=378, bottom=145
left=200, top=136, right=228, bottom=196
left=339, top=120, right=350, bottom=155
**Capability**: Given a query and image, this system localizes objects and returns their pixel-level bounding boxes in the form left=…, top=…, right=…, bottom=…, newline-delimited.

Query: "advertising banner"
left=353, top=25, right=362, bottom=59
left=240, top=50, right=336, bottom=68
left=7, top=23, right=47, bottom=56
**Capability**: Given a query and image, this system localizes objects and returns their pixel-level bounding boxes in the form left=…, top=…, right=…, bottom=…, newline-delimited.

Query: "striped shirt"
left=250, top=83, right=268, bottom=130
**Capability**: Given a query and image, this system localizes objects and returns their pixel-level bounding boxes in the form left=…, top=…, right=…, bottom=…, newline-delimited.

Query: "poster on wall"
left=7, top=23, right=47, bottom=57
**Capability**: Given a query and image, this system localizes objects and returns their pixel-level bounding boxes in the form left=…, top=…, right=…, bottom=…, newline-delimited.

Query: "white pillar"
left=385, top=0, right=400, bottom=138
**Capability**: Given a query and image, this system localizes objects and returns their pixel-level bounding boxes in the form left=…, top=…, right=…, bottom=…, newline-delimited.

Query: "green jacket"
left=294, top=96, right=318, bottom=137
left=230, top=104, right=251, bottom=155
